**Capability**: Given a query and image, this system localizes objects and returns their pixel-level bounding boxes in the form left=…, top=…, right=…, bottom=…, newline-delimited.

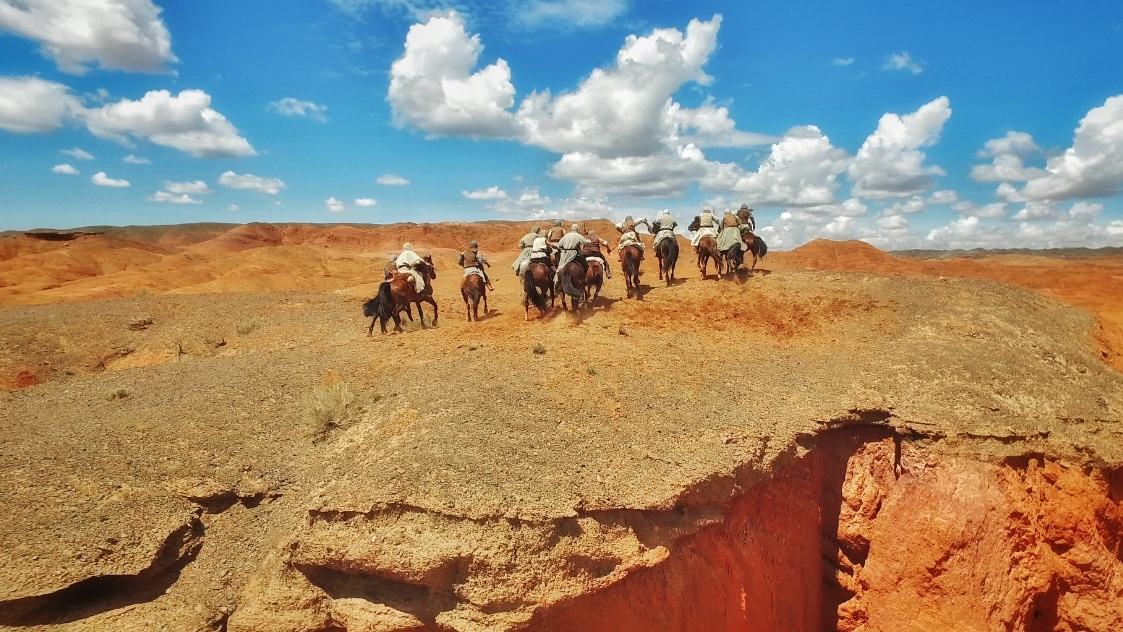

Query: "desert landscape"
left=1, top=221, right=1121, bottom=631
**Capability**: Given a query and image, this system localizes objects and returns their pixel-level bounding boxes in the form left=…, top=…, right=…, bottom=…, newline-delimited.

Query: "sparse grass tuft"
left=236, top=321, right=258, bottom=336
left=586, top=366, right=597, bottom=376
left=532, top=343, right=546, bottom=355
left=305, top=374, right=357, bottom=441
left=108, top=388, right=129, bottom=401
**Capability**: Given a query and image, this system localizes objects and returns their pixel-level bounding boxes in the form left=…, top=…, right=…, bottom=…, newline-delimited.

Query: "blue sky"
left=1, top=0, right=1122, bottom=249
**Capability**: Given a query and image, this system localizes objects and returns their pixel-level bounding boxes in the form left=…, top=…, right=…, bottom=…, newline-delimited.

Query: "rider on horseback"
left=717, top=208, right=748, bottom=268
left=690, top=208, right=720, bottom=250
left=616, top=215, right=647, bottom=259
left=736, top=204, right=756, bottom=233
left=459, top=240, right=494, bottom=291
left=652, top=209, right=676, bottom=249
left=512, top=225, right=541, bottom=276
left=581, top=231, right=612, bottom=279
left=395, top=243, right=429, bottom=293
left=555, top=224, right=589, bottom=287
left=529, top=234, right=553, bottom=271
left=545, top=219, right=565, bottom=251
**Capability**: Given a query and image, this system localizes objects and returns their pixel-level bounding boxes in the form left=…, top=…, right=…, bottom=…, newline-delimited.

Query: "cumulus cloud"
left=553, top=144, right=710, bottom=197
left=227, top=203, right=239, bottom=211
left=702, top=125, right=849, bottom=206
left=268, top=97, right=328, bottom=122
left=123, top=153, right=150, bottom=164
left=883, top=195, right=927, bottom=216
left=325, top=196, right=346, bottom=213
left=376, top=173, right=410, bottom=186
left=91, top=171, right=129, bottom=187
left=218, top=171, right=285, bottom=195
left=462, top=185, right=508, bottom=200
left=927, top=189, right=958, bottom=204
left=927, top=211, right=1123, bottom=249
left=882, top=51, right=923, bottom=75
left=970, top=131, right=1045, bottom=182
left=148, top=190, right=201, bottom=204
left=513, top=0, right=629, bottom=29
left=85, top=89, right=256, bottom=158
left=164, top=180, right=211, bottom=195
left=848, top=96, right=951, bottom=198
left=0, top=0, right=176, bottom=74
left=951, top=200, right=1007, bottom=219
left=0, top=76, right=82, bottom=132
left=60, top=146, right=94, bottom=160
left=51, top=163, right=78, bottom=175
left=492, top=187, right=551, bottom=215
left=354, top=197, right=378, bottom=207
left=1020, top=95, right=1123, bottom=200
left=831, top=57, right=855, bottom=67
left=388, top=11, right=518, bottom=137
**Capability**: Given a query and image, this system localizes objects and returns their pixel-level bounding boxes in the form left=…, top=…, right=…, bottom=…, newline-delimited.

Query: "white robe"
left=691, top=212, right=719, bottom=247
left=395, top=250, right=426, bottom=292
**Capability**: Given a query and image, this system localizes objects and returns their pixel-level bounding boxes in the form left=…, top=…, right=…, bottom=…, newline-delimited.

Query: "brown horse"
left=557, top=259, right=585, bottom=315
left=584, top=258, right=604, bottom=307
left=696, top=234, right=722, bottom=279
left=655, top=236, right=678, bottom=286
left=386, top=255, right=439, bottom=330
left=620, top=245, right=643, bottom=298
left=522, top=260, right=555, bottom=320
left=461, top=273, right=488, bottom=321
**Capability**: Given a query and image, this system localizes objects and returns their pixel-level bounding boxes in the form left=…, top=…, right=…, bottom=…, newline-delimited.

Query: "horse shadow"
left=630, top=283, right=654, bottom=300
left=589, top=295, right=622, bottom=311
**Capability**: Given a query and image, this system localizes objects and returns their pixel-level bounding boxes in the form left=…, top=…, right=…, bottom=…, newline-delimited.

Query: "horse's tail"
left=559, top=264, right=583, bottom=299
left=757, top=238, right=768, bottom=259
left=624, top=249, right=640, bottom=278
left=523, top=269, right=547, bottom=311
left=663, top=238, right=679, bottom=269
left=363, top=281, right=393, bottom=318
left=463, top=276, right=482, bottom=303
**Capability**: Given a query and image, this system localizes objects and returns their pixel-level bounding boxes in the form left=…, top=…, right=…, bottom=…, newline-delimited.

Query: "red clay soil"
left=526, top=429, right=1123, bottom=632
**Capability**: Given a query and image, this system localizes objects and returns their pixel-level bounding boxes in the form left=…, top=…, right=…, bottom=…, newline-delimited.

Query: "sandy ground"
left=0, top=222, right=1120, bottom=630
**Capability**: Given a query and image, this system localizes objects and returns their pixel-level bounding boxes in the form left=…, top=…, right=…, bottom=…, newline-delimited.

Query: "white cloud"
left=376, top=173, right=410, bottom=186
left=1068, top=201, right=1103, bottom=218
left=702, top=125, right=849, bottom=206
left=325, top=196, right=346, bottom=213
left=926, top=211, right=1123, bottom=249
left=882, top=51, right=923, bottom=75
left=354, top=197, right=378, bottom=207
left=91, top=171, right=129, bottom=187
left=970, top=131, right=1045, bottom=182
left=848, top=96, right=951, bottom=198
left=388, top=11, right=518, bottom=137
left=148, top=190, right=201, bottom=204
left=51, top=163, right=78, bottom=175
left=0, top=0, right=176, bottom=74
left=831, top=57, right=855, bottom=67
left=883, top=195, right=926, bottom=216
left=951, top=200, right=1007, bottom=219
left=267, top=97, right=328, bottom=122
left=927, top=189, right=958, bottom=204
left=85, top=89, right=255, bottom=158
left=513, top=0, right=629, bottom=29
left=60, top=146, right=94, bottom=160
left=462, top=185, right=508, bottom=200
left=492, top=187, right=551, bottom=215
left=516, top=15, right=724, bottom=157
left=552, top=144, right=710, bottom=197
left=669, top=101, right=776, bottom=148
left=227, top=203, right=239, bottom=211
left=0, top=76, right=81, bottom=132
left=123, top=153, right=150, bottom=164
left=164, top=180, right=211, bottom=195
left=218, top=171, right=285, bottom=195
left=1020, top=94, right=1123, bottom=200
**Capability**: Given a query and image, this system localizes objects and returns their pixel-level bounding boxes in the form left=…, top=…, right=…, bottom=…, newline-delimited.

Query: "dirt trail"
left=0, top=223, right=1121, bottom=631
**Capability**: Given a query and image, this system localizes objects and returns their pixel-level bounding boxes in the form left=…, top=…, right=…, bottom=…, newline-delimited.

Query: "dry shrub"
left=306, top=373, right=357, bottom=440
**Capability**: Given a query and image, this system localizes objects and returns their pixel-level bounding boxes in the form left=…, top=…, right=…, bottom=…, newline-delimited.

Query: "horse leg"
left=426, top=296, right=439, bottom=326
left=524, top=294, right=530, bottom=321
left=415, top=300, right=426, bottom=329
left=368, top=317, right=376, bottom=336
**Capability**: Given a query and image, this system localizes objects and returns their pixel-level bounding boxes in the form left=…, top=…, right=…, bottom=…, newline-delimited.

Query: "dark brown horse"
left=385, top=255, right=438, bottom=330
left=655, top=236, right=678, bottom=286
left=620, top=245, right=643, bottom=298
left=696, top=234, right=722, bottom=279
left=461, top=273, right=488, bottom=321
left=584, top=258, right=604, bottom=307
left=557, top=259, right=585, bottom=315
left=522, top=260, right=555, bottom=320
left=745, top=233, right=768, bottom=271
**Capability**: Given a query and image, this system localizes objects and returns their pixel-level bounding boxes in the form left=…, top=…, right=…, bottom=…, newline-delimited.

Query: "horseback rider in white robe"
left=395, top=243, right=429, bottom=293
left=554, top=224, right=589, bottom=287
left=652, top=209, right=677, bottom=249
left=512, top=226, right=541, bottom=276
left=690, top=208, right=719, bottom=249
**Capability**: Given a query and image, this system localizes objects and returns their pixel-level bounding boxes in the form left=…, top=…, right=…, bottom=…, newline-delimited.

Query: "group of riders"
left=368, top=204, right=765, bottom=331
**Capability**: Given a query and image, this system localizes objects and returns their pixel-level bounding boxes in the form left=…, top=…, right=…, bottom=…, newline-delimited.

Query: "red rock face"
left=526, top=429, right=1123, bottom=632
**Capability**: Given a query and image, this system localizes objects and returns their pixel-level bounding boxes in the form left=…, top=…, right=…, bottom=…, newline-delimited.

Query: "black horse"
left=747, top=236, right=768, bottom=271
left=364, top=282, right=413, bottom=335
left=656, top=236, right=678, bottom=286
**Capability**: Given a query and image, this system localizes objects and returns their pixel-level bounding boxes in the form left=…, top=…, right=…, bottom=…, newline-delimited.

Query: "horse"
left=655, top=236, right=678, bottom=286
left=747, top=235, right=768, bottom=271
left=381, top=255, right=439, bottom=331
left=620, top=245, right=643, bottom=298
left=522, top=260, right=555, bottom=321
left=721, top=242, right=744, bottom=277
left=584, top=258, right=604, bottom=307
left=696, top=235, right=722, bottom=279
left=557, top=259, right=585, bottom=315
left=461, top=273, right=488, bottom=321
